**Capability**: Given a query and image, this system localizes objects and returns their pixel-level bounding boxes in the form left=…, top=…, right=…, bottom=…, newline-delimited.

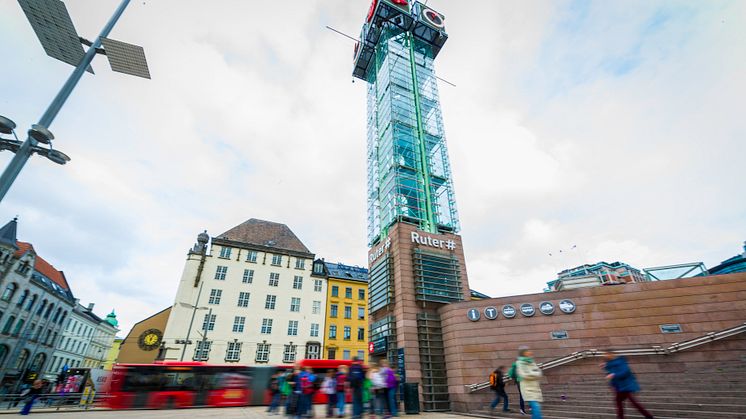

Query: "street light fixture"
left=0, top=0, right=150, bottom=203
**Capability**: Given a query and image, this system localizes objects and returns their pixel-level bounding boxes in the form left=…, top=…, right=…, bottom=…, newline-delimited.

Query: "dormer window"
left=219, top=247, right=232, bottom=259
left=313, top=261, right=325, bottom=275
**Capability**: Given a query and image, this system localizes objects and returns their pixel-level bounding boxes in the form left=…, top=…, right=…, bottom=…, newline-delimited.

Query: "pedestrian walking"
left=379, top=359, right=399, bottom=417
left=489, top=366, right=510, bottom=413
left=370, top=365, right=387, bottom=417
left=286, top=364, right=301, bottom=417
left=267, top=371, right=282, bottom=414
left=297, top=366, right=317, bottom=419
left=321, top=370, right=337, bottom=418
left=19, top=380, right=43, bottom=416
left=507, top=360, right=527, bottom=414
left=602, top=352, right=654, bottom=419
left=516, top=347, right=543, bottom=419
left=349, top=357, right=366, bottom=419
left=335, top=365, right=349, bottom=417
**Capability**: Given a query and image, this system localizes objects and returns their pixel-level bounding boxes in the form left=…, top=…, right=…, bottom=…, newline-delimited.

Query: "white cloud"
left=0, top=0, right=744, bottom=332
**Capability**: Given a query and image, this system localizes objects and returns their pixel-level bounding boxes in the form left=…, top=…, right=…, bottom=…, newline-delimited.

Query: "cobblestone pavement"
left=3, top=405, right=469, bottom=418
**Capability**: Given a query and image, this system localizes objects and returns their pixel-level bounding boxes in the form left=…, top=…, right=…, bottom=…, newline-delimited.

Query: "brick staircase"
left=461, top=362, right=746, bottom=419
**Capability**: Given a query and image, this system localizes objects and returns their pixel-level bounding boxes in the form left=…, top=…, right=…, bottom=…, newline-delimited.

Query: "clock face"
left=138, top=328, right=162, bottom=351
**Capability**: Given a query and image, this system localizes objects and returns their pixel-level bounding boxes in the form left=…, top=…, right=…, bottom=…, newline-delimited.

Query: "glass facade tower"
left=356, top=1, right=459, bottom=246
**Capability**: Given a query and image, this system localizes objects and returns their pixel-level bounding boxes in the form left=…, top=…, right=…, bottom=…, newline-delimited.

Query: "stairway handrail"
left=466, top=321, right=746, bottom=393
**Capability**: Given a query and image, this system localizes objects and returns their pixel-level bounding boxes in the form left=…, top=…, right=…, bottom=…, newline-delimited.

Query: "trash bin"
left=402, top=382, right=420, bottom=414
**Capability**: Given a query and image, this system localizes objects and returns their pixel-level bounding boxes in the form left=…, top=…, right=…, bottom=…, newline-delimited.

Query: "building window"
left=1, top=283, right=17, bottom=302
left=11, top=319, right=24, bottom=337
left=357, top=327, right=365, bottom=341
left=331, top=286, right=339, bottom=297
left=242, top=269, right=254, bottom=284
left=290, top=297, right=301, bottom=312
left=232, top=316, right=246, bottom=333
left=345, top=287, right=352, bottom=299
left=359, top=289, right=365, bottom=300
left=283, top=344, right=297, bottom=363
left=330, top=304, right=338, bottom=318
left=295, top=259, right=305, bottom=270
left=328, top=349, right=336, bottom=360
left=202, top=314, right=216, bottom=331
left=225, top=342, right=241, bottom=362
left=256, top=343, right=270, bottom=362
left=271, top=254, right=283, bottom=266
left=219, top=247, right=232, bottom=259
left=314, top=280, right=323, bottom=292
left=261, top=319, right=273, bottom=334
left=194, top=341, right=211, bottom=361
left=208, top=289, right=222, bottom=305
left=237, top=292, right=250, bottom=307
left=214, top=266, right=228, bottom=280
left=2, top=316, right=15, bottom=334
left=25, top=294, right=37, bottom=311
left=343, top=326, right=351, bottom=341
left=358, top=307, right=365, bottom=320
left=268, top=273, right=279, bottom=287
left=312, top=301, right=321, bottom=315
left=293, top=276, right=303, bottom=290
left=287, top=320, right=298, bottom=336
left=17, top=289, right=29, bottom=307
left=357, top=350, right=365, bottom=360
left=310, top=323, right=319, bottom=337
left=246, top=251, right=258, bottom=263
left=343, top=349, right=350, bottom=360
left=265, top=295, right=277, bottom=310
left=344, top=306, right=352, bottom=319
left=329, top=325, right=337, bottom=339
left=306, top=343, right=320, bottom=360
left=313, top=261, right=325, bottom=275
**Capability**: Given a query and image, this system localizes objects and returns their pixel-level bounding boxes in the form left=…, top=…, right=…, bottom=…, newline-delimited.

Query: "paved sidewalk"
left=0, top=405, right=472, bottom=418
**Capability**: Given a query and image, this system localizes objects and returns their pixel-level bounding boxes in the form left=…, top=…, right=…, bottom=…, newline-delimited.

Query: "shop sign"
left=520, top=303, right=535, bottom=317
left=369, top=237, right=392, bottom=263
left=411, top=231, right=456, bottom=250
left=659, top=324, right=682, bottom=334
left=484, top=306, right=498, bottom=320
left=502, top=305, right=517, bottom=318
left=539, top=301, right=555, bottom=315
left=467, top=308, right=480, bottom=321
left=370, top=337, right=387, bottom=354
left=551, top=330, right=569, bottom=340
left=559, top=299, right=576, bottom=314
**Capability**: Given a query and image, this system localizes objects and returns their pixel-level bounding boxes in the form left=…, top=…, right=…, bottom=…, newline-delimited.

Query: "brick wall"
left=438, top=272, right=746, bottom=412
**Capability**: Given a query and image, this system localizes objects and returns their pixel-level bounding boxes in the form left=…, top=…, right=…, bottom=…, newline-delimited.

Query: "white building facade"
left=49, top=303, right=119, bottom=374
left=162, top=219, right=326, bottom=365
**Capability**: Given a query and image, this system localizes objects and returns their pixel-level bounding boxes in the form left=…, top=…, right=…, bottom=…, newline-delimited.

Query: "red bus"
left=107, top=359, right=354, bottom=409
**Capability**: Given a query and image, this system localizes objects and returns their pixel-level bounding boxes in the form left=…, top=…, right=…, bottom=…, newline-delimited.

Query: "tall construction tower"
left=353, top=0, right=470, bottom=411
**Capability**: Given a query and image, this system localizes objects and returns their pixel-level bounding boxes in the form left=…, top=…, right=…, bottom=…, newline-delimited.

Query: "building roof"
left=708, top=241, right=746, bottom=275
left=470, top=289, right=491, bottom=299
left=324, top=262, right=368, bottom=282
left=214, top=218, right=311, bottom=255
left=15, top=241, right=71, bottom=291
left=0, top=218, right=19, bottom=250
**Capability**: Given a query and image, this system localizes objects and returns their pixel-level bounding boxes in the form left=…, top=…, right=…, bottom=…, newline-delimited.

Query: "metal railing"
left=1, top=392, right=107, bottom=411
left=466, top=321, right=746, bottom=393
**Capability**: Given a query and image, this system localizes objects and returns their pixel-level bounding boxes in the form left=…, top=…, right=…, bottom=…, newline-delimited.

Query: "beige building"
left=162, top=219, right=326, bottom=365
left=117, top=307, right=170, bottom=364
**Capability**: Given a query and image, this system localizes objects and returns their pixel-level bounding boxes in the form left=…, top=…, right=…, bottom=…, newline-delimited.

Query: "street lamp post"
left=177, top=282, right=206, bottom=361
left=0, top=0, right=150, bottom=203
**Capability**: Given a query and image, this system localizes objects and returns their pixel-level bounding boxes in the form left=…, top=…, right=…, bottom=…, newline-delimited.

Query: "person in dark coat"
left=489, top=366, right=510, bottom=412
left=602, top=352, right=654, bottom=419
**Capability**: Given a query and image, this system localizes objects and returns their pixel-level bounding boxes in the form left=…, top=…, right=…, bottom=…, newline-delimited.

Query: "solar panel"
left=100, top=37, right=151, bottom=79
left=17, top=0, right=93, bottom=73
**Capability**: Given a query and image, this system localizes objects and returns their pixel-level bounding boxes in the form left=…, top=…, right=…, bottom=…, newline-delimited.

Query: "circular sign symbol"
left=502, top=305, right=516, bottom=319
left=520, top=303, right=535, bottom=317
left=539, top=301, right=555, bottom=315
left=559, top=299, right=576, bottom=314
left=467, top=308, right=481, bottom=321
left=484, top=306, right=498, bottom=320
left=423, top=9, right=444, bottom=28
left=368, top=342, right=375, bottom=354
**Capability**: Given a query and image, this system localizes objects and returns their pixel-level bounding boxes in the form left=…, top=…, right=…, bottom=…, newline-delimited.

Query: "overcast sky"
left=1, top=0, right=744, bottom=335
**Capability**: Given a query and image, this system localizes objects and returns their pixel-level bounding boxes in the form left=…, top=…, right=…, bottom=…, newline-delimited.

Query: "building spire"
left=0, top=217, right=19, bottom=250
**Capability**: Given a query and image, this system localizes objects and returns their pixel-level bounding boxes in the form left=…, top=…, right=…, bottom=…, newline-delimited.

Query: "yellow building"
left=314, top=261, right=368, bottom=362
left=103, top=338, right=123, bottom=370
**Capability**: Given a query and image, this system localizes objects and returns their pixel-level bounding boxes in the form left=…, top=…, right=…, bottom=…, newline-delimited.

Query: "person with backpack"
left=321, top=370, right=337, bottom=418
left=19, top=380, right=43, bottom=416
left=349, top=357, right=366, bottom=419
left=516, top=347, right=543, bottom=419
left=379, top=359, right=398, bottom=418
left=335, top=365, right=349, bottom=417
left=602, top=352, right=654, bottom=419
left=489, top=366, right=510, bottom=413
left=298, top=366, right=317, bottom=419
left=508, top=359, right=527, bottom=415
